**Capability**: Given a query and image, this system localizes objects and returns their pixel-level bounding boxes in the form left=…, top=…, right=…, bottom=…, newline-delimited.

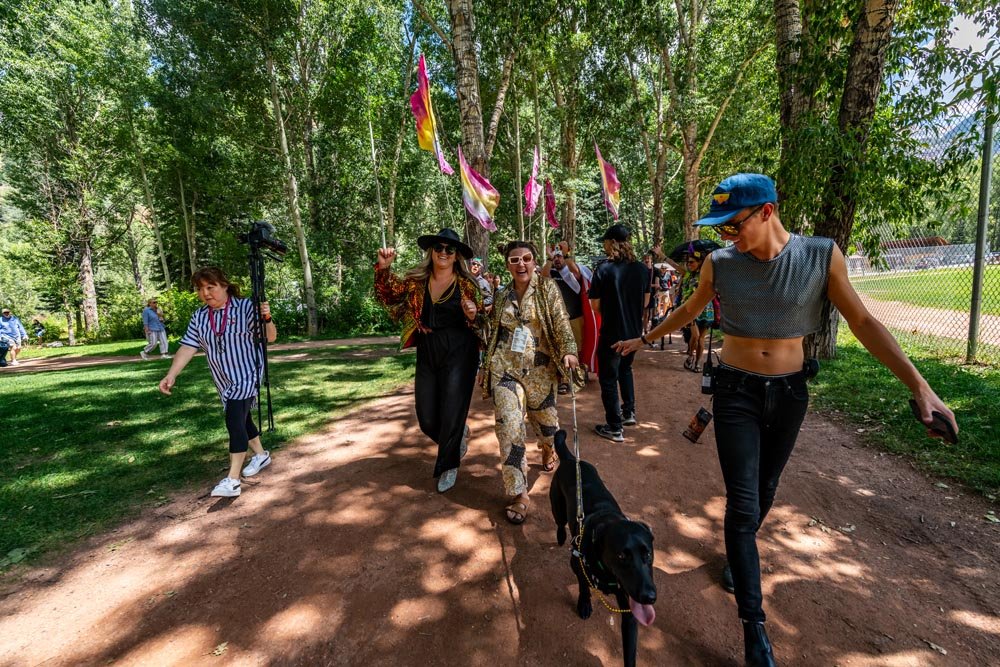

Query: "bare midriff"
left=719, top=334, right=804, bottom=375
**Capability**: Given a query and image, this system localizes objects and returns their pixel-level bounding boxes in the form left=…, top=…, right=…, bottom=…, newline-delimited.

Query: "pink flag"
left=409, top=54, right=454, bottom=175
left=524, top=146, right=541, bottom=217
left=458, top=146, right=500, bottom=231
left=544, top=179, right=559, bottom=229
left=595, top=142, right=620, bottom=219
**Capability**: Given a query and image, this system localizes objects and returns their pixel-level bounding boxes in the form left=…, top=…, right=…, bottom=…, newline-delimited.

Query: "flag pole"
left=368, top=115, right=388, bottom=249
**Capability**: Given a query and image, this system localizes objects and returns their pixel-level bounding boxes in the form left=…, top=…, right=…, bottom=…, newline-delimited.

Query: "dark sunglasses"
left=507, top=254, right=534, bottom=265
left=432, top=243, right=457, bottom=255
left=717, top=204, right=765, bottom=236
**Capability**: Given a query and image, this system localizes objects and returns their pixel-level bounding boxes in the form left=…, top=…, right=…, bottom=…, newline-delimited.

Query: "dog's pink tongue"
left=629, top=597, right=656, bottom=626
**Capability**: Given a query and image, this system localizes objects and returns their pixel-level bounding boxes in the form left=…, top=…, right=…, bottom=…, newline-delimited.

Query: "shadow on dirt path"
left=1, top=339, right=998, bottom=666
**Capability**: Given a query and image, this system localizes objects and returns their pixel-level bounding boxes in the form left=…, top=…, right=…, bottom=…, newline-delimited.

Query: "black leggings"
left=225, top=397, right=260, bottom=454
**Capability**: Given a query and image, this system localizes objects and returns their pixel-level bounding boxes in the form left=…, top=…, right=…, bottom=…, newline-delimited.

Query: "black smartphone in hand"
left=908, top=399, right=958, bottom=444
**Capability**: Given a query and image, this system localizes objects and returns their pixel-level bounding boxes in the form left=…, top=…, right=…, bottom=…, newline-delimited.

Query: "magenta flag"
left=458, top=146, right=500, bottom=231
left=524, top=146, right=541, bottom=217
left=595, top=142, right=620, bottom=219
left=409, top=54, right=454, bottom=175
left=544, top=179, right=559, bottom=229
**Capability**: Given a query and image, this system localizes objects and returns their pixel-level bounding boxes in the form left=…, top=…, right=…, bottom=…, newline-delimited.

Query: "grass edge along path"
left=0, top=348, right=415, bottom=573
left=811, top=329, right=999, bottom=496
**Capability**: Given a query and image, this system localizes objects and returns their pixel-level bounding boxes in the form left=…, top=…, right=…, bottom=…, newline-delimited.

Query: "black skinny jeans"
left=597, top=339, right=636, bottom=429
left=225, top=397, right=260, bottom=454
left=712, top=364, right=810, bottom=623
left=414, top=327, right=480, bottom=477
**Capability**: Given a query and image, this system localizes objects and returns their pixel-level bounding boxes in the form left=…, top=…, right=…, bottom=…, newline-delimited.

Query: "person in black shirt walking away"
left=588, top=224, right=650, bottom=442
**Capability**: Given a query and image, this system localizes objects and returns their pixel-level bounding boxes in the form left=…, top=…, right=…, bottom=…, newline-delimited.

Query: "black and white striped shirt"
left=180, top=297, right=263, bottom=404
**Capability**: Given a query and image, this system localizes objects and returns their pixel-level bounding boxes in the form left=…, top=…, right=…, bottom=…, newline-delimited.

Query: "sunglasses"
left=432, top=243, right=457, bottom=255
left=717, top=204, right=765, bottom=237
left=507, top=254, right=534, bottom=265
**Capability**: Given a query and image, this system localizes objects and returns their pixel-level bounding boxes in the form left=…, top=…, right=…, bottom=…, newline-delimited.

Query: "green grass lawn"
left=0, top=348, right=415, bottom=569
left=850, top=265, right=1000, bottom=316
left=812, top=329, right=1000, bottom=494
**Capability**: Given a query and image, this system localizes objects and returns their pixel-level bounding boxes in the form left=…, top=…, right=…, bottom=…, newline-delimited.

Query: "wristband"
left=640, top=334, right=649, bottom=345
left=263, top=314, right=272, bottom=323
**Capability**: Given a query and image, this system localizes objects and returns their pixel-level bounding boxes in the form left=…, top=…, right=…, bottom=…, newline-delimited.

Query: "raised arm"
left=826, top=244, right=957, bottom=438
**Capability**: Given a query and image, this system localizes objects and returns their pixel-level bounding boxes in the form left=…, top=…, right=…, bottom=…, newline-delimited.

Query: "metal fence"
left=847, top=101, right=999, bottom=365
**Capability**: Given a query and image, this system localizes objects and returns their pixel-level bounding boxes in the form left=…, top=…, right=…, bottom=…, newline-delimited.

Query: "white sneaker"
left=9, top=360, right=18, bottom=366
left=242, top=451, right=271, bottom=477
left=211, top=477, right=241, bottom=497
left=160, top=354, right=173, bottom=359
left=140, top=351, right=149, bottom=361
left=437, top=468, right=458, bottom=493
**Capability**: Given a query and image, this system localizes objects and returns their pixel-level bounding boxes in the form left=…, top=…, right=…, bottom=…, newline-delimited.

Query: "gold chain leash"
left=574, top=523, right=630, bottom=615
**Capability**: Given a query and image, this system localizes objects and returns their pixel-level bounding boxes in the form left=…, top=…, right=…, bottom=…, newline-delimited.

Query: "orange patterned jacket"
left=374, top=266, right=485, bottom=350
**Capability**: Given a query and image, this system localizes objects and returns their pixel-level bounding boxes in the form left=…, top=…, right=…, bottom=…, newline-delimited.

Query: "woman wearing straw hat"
left=374, top=228, right=485, bottom=493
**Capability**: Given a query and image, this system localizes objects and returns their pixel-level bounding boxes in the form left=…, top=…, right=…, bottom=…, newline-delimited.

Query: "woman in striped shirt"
left=158, top=267, right=277, bottom=498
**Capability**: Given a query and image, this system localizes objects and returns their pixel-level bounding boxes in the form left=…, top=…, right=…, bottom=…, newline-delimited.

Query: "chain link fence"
left=847, top=98, right=999, bottom=365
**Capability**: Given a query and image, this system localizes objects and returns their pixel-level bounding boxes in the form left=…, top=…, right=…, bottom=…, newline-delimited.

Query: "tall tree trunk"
left=178, top=171, right=196, bottom=273
left=268, top=54, right=318, bottom=336
left=126, top=209, right=145, bottom=295
left=133, top=131, right=171, bottom=289
left=386, top=24, right=419, bottom=245
left=513, top=84, right=524, bottom=240
left=681, top=124, right=699, bottom=240
left=63, top=293, right=76, bottom=346
left=774, top=0, right=805, bottom=210
left=806, top=0, right=900, bottom=360
left=79, top=237, right=99, bottom=335
left=446, top=0, right=489, bottom=260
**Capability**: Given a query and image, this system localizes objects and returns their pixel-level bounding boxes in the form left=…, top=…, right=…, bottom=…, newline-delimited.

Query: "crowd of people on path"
left=134, top=172, right=958, bottom=667
left=367, top=173, right=958, bottom=667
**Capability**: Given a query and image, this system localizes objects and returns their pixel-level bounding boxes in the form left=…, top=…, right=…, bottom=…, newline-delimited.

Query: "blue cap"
left=695, top=173, right=778, bottom=226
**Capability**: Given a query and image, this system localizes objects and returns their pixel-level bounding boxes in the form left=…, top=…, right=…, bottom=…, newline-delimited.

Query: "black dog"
left=549, top=429, right=657, bottom=667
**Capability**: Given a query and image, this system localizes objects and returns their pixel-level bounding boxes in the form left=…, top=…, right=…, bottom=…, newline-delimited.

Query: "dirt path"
left=858, top=294, right=1000, bottom=347
left=7, top=336, right=398, bottom=374
left=1, top=342, right=998, bottom=666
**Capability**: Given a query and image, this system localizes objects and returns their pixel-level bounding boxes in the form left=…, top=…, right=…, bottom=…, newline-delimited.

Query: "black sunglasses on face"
left=717, top=204, right=765, bottom=236
left=433, top=244, right=457, bottom=255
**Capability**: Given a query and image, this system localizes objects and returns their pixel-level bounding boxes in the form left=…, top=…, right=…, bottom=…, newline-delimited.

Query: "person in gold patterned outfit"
left=374, top=228, right=485, bottom=494
left=481, top=241, right=579, bottom=524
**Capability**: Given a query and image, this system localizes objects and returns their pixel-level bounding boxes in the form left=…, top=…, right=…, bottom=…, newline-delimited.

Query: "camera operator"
left=158, top=267, right=277, bottom=498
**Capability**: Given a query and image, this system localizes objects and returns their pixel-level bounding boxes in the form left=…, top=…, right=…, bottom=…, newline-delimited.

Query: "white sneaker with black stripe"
left=211, top=477, right=241, bottom=497
left=242, top=451, right=271, bottom=477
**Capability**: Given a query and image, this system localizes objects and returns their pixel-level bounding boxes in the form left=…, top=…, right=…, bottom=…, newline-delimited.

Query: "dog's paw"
left=576, top=597, right=593, bottom=620
left=556, top=526, right=566, bottom=546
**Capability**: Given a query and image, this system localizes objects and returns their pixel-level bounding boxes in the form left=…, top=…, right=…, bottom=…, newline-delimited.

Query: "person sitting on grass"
left=158, top=267, right=277, bottom=498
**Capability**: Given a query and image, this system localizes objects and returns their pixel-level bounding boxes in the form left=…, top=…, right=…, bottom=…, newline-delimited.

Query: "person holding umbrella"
left=616, top=174, right=957, bottom=666
left=374, top=228, right=485, bottom=493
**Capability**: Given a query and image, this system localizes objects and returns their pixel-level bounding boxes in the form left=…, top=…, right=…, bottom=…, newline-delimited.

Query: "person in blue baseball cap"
left=614, top=173, right=957, bottom=666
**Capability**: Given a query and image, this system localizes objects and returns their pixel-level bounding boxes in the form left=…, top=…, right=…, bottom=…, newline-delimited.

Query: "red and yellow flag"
left=410, top=54, right=453, bottom=175
left=595, top=142, right=620, bottom=220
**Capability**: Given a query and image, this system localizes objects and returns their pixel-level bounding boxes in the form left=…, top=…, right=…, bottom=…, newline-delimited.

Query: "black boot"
left=721, top=561, right=735, bottom=594
left=743, top=620, right=776, bottom=667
